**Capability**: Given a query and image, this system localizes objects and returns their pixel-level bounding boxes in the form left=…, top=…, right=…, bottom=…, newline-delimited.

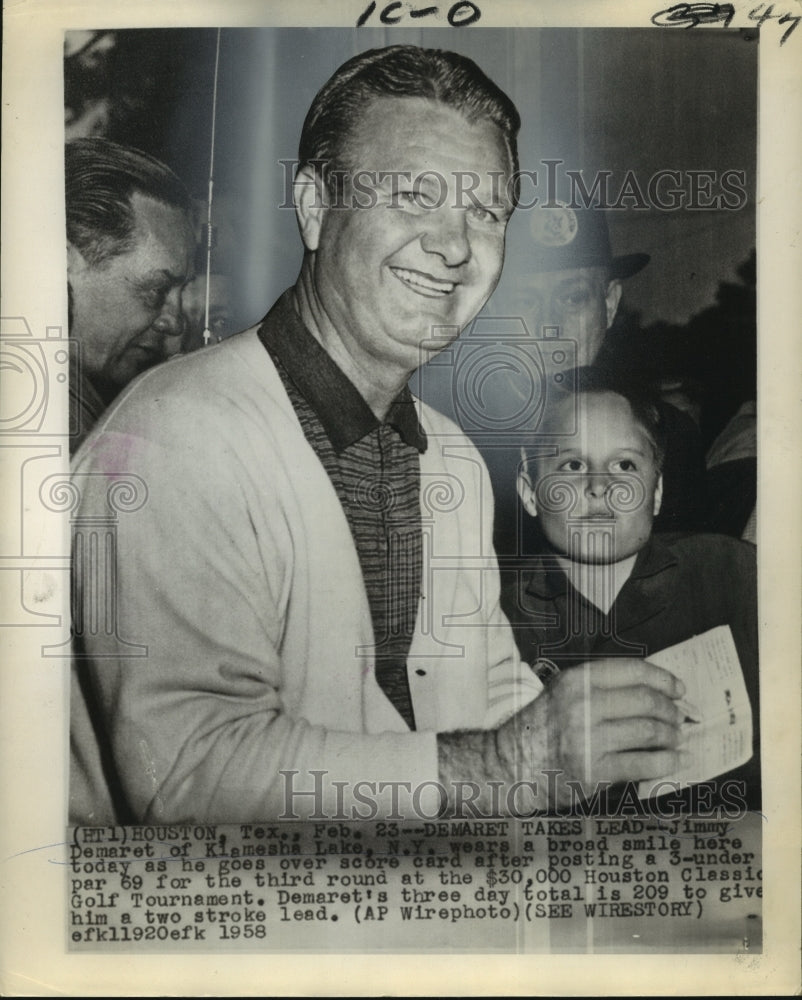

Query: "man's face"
left=68, top=191, right=195, bottom=399
left=299, top=97, right=514, bottom=384
left=519, top=391, right=662, bottom=564
left=507, top=266, right=621, bottom=369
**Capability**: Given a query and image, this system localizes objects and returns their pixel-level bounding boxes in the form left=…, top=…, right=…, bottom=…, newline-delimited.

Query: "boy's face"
left=518, top=391, right=663, bottom=564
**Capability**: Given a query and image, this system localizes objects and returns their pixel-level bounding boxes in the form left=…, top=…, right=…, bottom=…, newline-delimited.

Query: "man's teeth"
left=392, top=267, right=455, bottom=294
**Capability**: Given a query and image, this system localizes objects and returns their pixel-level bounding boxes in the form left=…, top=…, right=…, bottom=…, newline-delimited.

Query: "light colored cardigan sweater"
left=70, top=328, right=541, bottom=824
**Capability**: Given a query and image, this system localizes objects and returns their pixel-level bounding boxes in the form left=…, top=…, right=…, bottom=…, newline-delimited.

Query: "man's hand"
left=438, top=658, right=690, bottom=814
left=534, top=659, right=687, bottom=791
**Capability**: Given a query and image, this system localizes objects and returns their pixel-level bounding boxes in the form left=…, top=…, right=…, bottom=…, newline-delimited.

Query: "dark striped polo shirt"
left=258, top=291, right=426, bottom=730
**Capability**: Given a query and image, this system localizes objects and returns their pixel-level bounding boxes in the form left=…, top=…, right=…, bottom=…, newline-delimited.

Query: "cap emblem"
left=531, top=203, right=578, bottom=248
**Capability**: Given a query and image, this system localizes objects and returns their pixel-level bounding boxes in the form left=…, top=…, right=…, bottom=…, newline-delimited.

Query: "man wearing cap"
left=504, top=201, right=648, bottom=368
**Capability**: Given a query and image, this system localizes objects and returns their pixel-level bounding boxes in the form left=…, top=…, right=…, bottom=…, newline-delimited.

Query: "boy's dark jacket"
left=500, top=533, right=760, bottom=813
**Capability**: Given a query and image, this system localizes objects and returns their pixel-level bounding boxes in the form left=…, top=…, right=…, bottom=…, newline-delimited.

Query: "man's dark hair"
left=298, top=44, right=521, bottom=201
left=65, top=137, right=192, bottom=267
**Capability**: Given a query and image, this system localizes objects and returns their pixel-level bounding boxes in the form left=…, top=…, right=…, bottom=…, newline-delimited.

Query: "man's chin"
left=127, top=349, right=167, bottom=375
left=97, top=356, right=164, bottom=402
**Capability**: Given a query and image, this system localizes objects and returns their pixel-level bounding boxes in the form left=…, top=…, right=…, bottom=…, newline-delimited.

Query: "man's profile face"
left=304, top=96, right=514, bottom=380
left=68, top=191, right=195, bottom=399
left=507, top=265, right=621, bottom=369
left=519, top=391, right=662, bottom=564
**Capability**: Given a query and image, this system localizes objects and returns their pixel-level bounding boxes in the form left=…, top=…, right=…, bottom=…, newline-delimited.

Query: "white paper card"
left=638, top=625, right=753, bottom=798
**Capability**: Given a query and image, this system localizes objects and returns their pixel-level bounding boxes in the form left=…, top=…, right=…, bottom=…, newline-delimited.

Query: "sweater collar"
left=257, top=290, right=427, bottom=454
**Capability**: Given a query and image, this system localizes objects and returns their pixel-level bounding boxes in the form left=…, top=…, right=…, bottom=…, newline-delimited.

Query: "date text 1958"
left=357, top=1, right=481, bottom=27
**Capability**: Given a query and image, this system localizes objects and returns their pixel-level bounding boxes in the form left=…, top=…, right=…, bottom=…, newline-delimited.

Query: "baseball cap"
left=526, top=201, right=649, bottom=278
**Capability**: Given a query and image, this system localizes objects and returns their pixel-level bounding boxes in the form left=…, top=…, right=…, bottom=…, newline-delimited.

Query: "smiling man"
left=66, top=138, right=195, bottom=452
left=71, top=46, right=691, bottom=824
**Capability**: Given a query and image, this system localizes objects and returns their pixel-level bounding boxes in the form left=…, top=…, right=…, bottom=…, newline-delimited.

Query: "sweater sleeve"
left=475, top=455, right=544, bottom=725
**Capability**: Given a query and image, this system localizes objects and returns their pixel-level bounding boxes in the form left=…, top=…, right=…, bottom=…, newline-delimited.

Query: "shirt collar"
left=258, top=289, right=427, bottom=454
left=523, top=535, right=679, bottom=601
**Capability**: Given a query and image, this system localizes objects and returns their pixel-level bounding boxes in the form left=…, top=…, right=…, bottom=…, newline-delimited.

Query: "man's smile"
left=390, top=266, right=457, bottom=297
left=127, top=342, right=165, bottom=366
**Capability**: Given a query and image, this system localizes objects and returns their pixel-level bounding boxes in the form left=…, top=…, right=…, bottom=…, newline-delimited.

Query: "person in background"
left=66, top=137, right=195, bottom=452
left=419, top=203, right=709, bottom=555
left=502, top=367, right=759, bottom=810
left=180, top=270, right=234, bottom=353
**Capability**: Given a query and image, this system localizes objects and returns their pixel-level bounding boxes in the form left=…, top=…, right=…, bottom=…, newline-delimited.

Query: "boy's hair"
left=527, top=366, right=667, bottom=471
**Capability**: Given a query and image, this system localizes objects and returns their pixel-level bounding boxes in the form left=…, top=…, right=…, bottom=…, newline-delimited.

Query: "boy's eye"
left=558, top=459, right=586, bottom=472
left=612, top=459, right=638, bottom=472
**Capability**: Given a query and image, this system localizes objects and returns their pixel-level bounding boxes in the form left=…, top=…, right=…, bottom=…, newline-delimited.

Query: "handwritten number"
left=651, top=4, right=735, bottom=28
left=380, top=1, right=404, bottom=23
left=748, top=3, right=800, bottom=42
left=357, top=1, right=377, bottom=25
left=652, top=0, right=796, bottom=41
left=448, top=1, right=481, bottom=25
left=748, top=3, right=775, bottom=27
left=777, top=13, right=801, bottom=45
left=357, top=0, right=482, bottom=26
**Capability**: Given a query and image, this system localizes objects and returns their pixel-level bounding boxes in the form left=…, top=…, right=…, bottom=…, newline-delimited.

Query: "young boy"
left=500, top=369, right=760, bottom=812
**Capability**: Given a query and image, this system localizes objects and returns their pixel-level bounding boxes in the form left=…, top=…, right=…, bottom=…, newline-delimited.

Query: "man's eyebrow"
left=480, top=187, right=513, bottom=210
left=490, top=197, right=514, bottom=216
left=556, top=275, right=592, bottom=289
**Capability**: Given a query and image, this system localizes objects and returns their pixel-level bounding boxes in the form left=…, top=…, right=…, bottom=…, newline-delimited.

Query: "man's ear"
left=604, top=278, right=623, bottom=330
left=517, top=449, right=539, bottom=518
left=293, top=164, right=327, bottom=253
left=67, top=242, right=89, bottom=281
left=653, top=473, right=664, bottom=517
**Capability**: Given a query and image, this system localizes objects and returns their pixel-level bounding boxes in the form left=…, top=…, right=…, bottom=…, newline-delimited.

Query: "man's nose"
left=420, top=207, right=471, bottom=266
left=152, top=288, right=185, bottom=340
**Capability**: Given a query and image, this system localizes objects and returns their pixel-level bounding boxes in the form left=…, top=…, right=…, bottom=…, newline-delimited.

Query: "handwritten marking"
left=357, top=1, right=481, bottom=27
left=651, top=1, right=799, bottom=43
left=749, top=3, right=801, bottom=44
left=651, top=3, right=736, bottom=28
